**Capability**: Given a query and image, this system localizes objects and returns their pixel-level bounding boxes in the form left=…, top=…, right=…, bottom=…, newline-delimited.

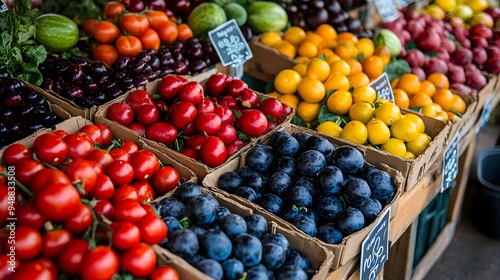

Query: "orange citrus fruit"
left=393, top=88, right=410, bottom=109
left=398, top=73, right=421, bottom=95
left=356, top=38, right=375, bottom=57
left=410, top=92, right=433, bottom=107
left=352, top=85, right=377, bottom=103
left=451, top=94, right=466, bottom=114
left=329, top=59, right=351, bottom=76
left=419, top=80, right=437, bottom=97
left=432, top=88, right=455, bottom=111
left=335, top=42, right=358, bottom=59
left=427, top=72, right=449, bottom=89
left=283, top=26, right=306, bottom=46
left=323, top=73, right=351, bottom=92
left=273, top=41, right=296, bottom=58
left=373, top=45, right=392, bottom=65
left=260, top=32, right=282, bottom=47
left=346, top=58, right=363, bottom=75
left=361, top=56, right=384, bottom=79
left=298, top=41, right=318, bottom=58
left=337, top=32, right=358, bottom=44
left=274, top=69, right=302, bottom=95
left=306, top=58, right=331, bottom=82
left=297, top=77, right=326, bottom=103
left=316, top=24, right=337, bottom=42
left=348, top=72, right=370, bottom=88
left=327, top=89, right=353, bottom=115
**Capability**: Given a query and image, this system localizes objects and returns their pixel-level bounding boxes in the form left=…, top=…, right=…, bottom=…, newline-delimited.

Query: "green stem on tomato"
left=0, top=171, right=34, bottom=198
left=81, top=198, right=100, bottom=249
left=32, top=153, right=58, bottom=169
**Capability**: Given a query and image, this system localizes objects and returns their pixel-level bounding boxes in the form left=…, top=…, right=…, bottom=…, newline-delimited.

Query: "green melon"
left=34, top=14, right=79, bottom=53
left=188, top=3, right=228, bottom=39
left=247, top=1, right=288, bottom=34
left=223, top=3, right=247, bottom=27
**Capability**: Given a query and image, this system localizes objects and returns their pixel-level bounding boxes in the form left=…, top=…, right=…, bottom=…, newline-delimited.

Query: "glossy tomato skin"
left=63, top=133, right=94, bottom=159
left=106, top=160, right=135, bottom=186
left=196, top=97, right=215, bottom=115
left=104, top=1, right=125, bottom=19
left=86, top=149, right=114, bottom=169
left=218, top=95, right=239, bottom=109
left=150, top=165, right=181, bottom=195
left=29, top=169, right=70, bottom=195
left=57, top=239, right=90, bottom=276
left=119, top=13, right=150, bottom=37
left=121, top=243, right=157, bottom=278
left=169, top=101, right=197, bottom=130
left=89, top=174, right=115, bottom=200
left=158, top=75, right=187, bottom=100
left=151, top=266, right=180, bottom=280
left=138, top=213, right=168, bottom=245
left=35, top=183, right=80, bottom=222
left=78, top=124, right=103, bottom=145
left=130, top=181, right=155, bottom=201
left=206, top=72, right=232, bottom=97
left=17, top=201, right=46, bottom=229
left=95, top=124, right=113, bottom=146
left=1, top=143, right=33, bottom=166
left=9, top=261, right=52, bottom=280
left=107, top=102, right=135, bottom=126
left=80, top=245, right=119, bottom=280
left=128, top=122, right=147, bottom=137
left=195, top=113, right=222, bottom=135
left=114, top=199, right=148, bottom=223
left=111, top=185, right=139, bottom=205
left=0, top=185, right=16, bottom=225
left=121, top=140, right=139, bottom=156
left=140, top=28, right=161, bottom=50
left=31, top=258, right=58, bottom=280
left=109, top=148, right=131, bottom=162
left=178, top=81, right=204, bottom=105
left=227, top=79, right=248, bottom=97
left=41, top=228, right=72, bottom=259
left=216, top=123, right=237, bottom=145
left=200, top=136, right=227, bottom=168
left=214, top=105, right=235, bottom=125
left=237, top=109, right=268, bottom=138
left=5, top=225, right=41, bottom=261
left=14, top=158, right=44, bottom=185
left=61, top=158, right=98, bottom=194
left=126, top=89, right=153, bottom=112
left=186, top=134, right=206, bottom=150
left=93, top=200, right=114, bottom=220
left=63, top=203, right=93, bottom=234
left=180, top=148, right=199, bottom=160
left=137, top=104, right=160, bottom=127
left=32, top=133, right=68, bottom=165
left=111, top=221, right=141, bottom=250
left=146, top=122, right=178, bottom=145
left=0, top=254, right=20, bottom=279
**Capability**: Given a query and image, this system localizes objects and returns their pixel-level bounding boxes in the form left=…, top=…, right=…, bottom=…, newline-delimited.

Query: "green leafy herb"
left=40, top=0, right=104, bottom=26
left=383, top=59, right=411, bottom=82
left=0, top=0, right=47, bottom=85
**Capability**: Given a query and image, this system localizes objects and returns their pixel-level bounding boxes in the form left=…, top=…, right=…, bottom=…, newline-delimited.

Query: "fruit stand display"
left=1, top=0, right=500, bottom=279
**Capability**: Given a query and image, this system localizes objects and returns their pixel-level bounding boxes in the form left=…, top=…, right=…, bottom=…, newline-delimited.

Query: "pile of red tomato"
left=0, top=123, right=184, bottom=279
left=84, top=1, right=193, bottom=66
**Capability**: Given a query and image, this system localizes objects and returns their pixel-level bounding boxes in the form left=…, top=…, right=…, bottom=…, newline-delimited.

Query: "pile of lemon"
left=391, top=73, right=467, bottom=122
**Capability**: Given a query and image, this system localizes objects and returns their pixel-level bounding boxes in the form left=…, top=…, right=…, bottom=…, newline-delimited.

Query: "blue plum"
left=245, top=146, right=274, bottom=174
left=261, top=233, right=290, bottom=255
left=221, top=258, right=244, bottom=280
left=285, top=250, right=312, bottom=271
left=158, top=196, right=186, bottom=219
left=246, top=264, right=270, bottom=280
left=297, top=150, right=326, bottom=176
left=276, top=265, right=308, bottom=280
left=333, top=146, right=364, bottom=175
left=366, top=170, right=396, bottom=201
left=275, top=156, right=297, bottom=177
left=217, top=172, right=243, bottom=192
left=162, top=216, right=181, bottom=238
left=338, top=208, right=365, bottom=235
left=267, top=171, right=292, bottom=195
left=357, top=165, right=379, bottom=180
left=234, top=186, right=258, bottom=202
left=261, top=243, right=287, bottom=270
left=219, top=214, right=248, bottom=240
left=245, top=214, right=268, bottom=239
left=292, top=215, right=317, bottom=237
left=290, top=185, right=313, bottom=208
left=196, top=259, right=224, bottom=280
left=304, top=135, right=335, bottom=161
left=343, top=178, right=371, bottom=207
left=232, top=233, right=263, bottom=267
left=316, top=223, right=344, bottom=244
left=215, top=206, right=231, bottom=224
left=173, top=181, right=202, bottom=204
left=317, top=165, right=344, bottom=196
left=267, top=130, right=289, bottom=150
left=275, top=133, right=300, bottom=157
left=199, top=229, right=232, bottom=261
left=359, top=198, right=383, bottom=223
left=315, top=195, right=344, bottom=222
left=187, top=194, right=218, bottom=227
left=166, top=229, right=199, bottom=259
left=258, top=193, right=285, bottom=216
left=294, top=176, right=320, bottom=199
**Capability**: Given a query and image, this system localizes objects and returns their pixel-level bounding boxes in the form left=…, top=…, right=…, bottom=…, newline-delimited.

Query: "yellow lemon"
left=329, top=59, right=351, bottom=76
left=349, top=102, right=374, bottom=124
left=316, top=121, right=343, bottom=137
left=266, top=91, right=282, bottom=99
left=278, top=94, right=300, bottom=112
left=297, top=77, right=326, bottom=103
left=374, top=102, right=401, bottom=126
left=341, top=120, right=368, bottom=145
left=306, top=58, right=331, bottom=82
left=352, top=85, right=377, bottom=103
left=403, top=151, right=416, bottom=159
left=390, top=118, right=420, bottom=142
left=327, top=90, right=353, bottom=115
left=403, top=113, right=425, bottom=133
left=381, top=138, right=407, bottom=157
left=293, top=63, right=308, bottom=77
left=323, top=73, right=350, bottom=92
left=297, top=101, right=321, bottom=122
left=260, top=32, right=282, bottom=47
left=406, top=133, right=432, bottom=157
left=274, top=69, right=302, bottom=95
left=366, top=118, right=391, bottom=146
left=283, top=26, right=307, bottom=46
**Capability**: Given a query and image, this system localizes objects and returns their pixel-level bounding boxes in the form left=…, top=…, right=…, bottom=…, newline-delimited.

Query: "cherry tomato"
left=31, top=258, right=57, bottom=280
left=178, top=81, right=204, bottom=105
left=196, top=98, right=215, bottom=115
left=218, top=95, right=239, bottom=109
left=61, top=158, right=98, bottom=194
left=35, top=183, right=80, bottom=222
left=237, top=109, right=268, bottom=138
left=195, top=113, right=222, bottom=135
left=0, top=186, right=9, bottom=225
left=116, top=35, right=143, bottom=57
left=216, top=123, right=238, bottom=145
left=137, top=104, right=160, bottom=126
left=176, top=23, right=193, bottom=43
left=93, top=44, right=119, bottom=67
left=41, top=229, right=72, bottom=259
left=64, top=133, right=94, bottom=159
left=215, top=104, right=235, bottom=125
left=93, top=200, right=114, bottom=220
left=86, top=149, right=114, bottom=169
left=119, top=13, right=150, bottom=37
left=150, top=265, right=180, bottom=280
left=145, top=10, right=169, bottom=30
left=53, top=129, right=69, bottom=139
left=8, top=225, right=42, bottom=261
left=63, top=203, right=93, bottom=234
left=158, top=75, right=187, bottom=100
left=32, top=132, right=68, bottom=165
left=83, top=19, right=98, bottom=36
left=104, top=1, right=125, bottom=19
left=121, top=140, right=139, bottom=156
left=107, top=102, right=135, bottom=126
left=89, top=174, right=115, bottom=200
left=227, top=79, right=248, bottom=97
left=150, top=165, right=181, bottom=195
left=128, top=122, right=147, bottom=137
left=111, top=185, right=139, bottom=205
left=1, top=143, right=32, bottom=166
left=88, top=159, right=104, bottom=176
left=145, top=122, right=178, bottom=145
left=200, top=136, right=227, bottom=168
left=157, top=20, right=178, bottom=44
left=169, top=101, right=197, bottom=130
left=0, top=254, right=20, bottom=279
left=141, top=202, right=156, bottom=216
left=9, top=261, right=52, bottom=280
left=131, top=150, right=160, bottom=181
left=17, top=201, right=46, bottom=229
left=183, top=121, right=196, bottom=136
left=126, top=89, right=153, bottom=112
left=80, top=245, right=119, bottom=280
left=14, top=158, right=44, bottom=185
left=140, top=28, right=160, bottom=50
left=95, top=124, right=113, bottom=146
left=121, top=243, right=156, bottom=277
left=260, top=97, right=284, bottom=119
left=29, top=169, right=71, bottom=195
left=180, top=148, right=199, bottom=160
left=111, top=221, right=141, bottom=250
left=106, top=160, right=134, bottom=186
left=130, top=181, right=155, bottom=202
left=109, top=148, right=131, bottom=162
left=57, top=239, right=90, bottom=276
left=186, top=134, right=206, bottom=150
left=93, top=20, right=120, bottom=44
left=114, top=199, right=147, bottom=223
left=206, top=72, right=232, bottom=97
left=78, top=124, right=103, bottom=144
left=138, top=213, right=167, bottom=245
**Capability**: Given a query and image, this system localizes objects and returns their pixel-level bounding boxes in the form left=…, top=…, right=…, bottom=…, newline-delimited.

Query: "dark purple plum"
left=261, top=243, right=287, bottom=270
left=317, top=165, right=344, bottom=196
left=298, top=150, right=326, bottom=176
left=359, top=198, right=383, bottom=223
left=276, top=265, right=308, bottom=280
left=173, top=182, right=202, bottom=204
left=221, top=258, right=244, bottom=280
left=285, top=250, right=312, bottom=271
left=258, top=193, right=285, bottom=216
left=338, top=208, right=365, bottom=235
left=158, top=196, right=186, bottom=219
left=343, top=178, right=371, bottom=207
left=234, top=186, right=258, bottom=202
left=232, top=233, right=262, bottom=267
left=245, top=146, right=274, bottom=174
left=219, top=214, right=247, bottom=240
left=305, top=135, right=335, bottom=161
left=217, top=171, right=243, bottom=192
left=317, top=223, right=344, bottom=244
left=199, top=229, right=232, bottom=261
left=315, top=195, right=344, bottom=222
left=275, top=156, right=297, bottom=178
left=333, top=146, right=364, bottom=174
left=267, top=171, right=292, bottom=195
left=366, top=170, right=396, bottom=201
left=290, top=185, right=313, bottom=208
left=196, top=259, right=223, bottom=280
left=165, top=228, right=199, bottom=259
left=245, top=214, right=268, bottom=239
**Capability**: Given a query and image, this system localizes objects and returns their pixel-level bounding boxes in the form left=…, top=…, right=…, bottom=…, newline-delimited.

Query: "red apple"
left=469, top=24, right=493, bottom=40
left=442, top=38, right=456, bottom=54
left=486, top=46, right=500, bottom=59
left=458, top=37, right=471, bottom=49
left=405, top=19, right=425, bottom=38
left=178, top=81, right=204, bottom=105
left=437, top=48, right=450, bottom=62
left=239, top=89, right=259, bottom=109
left=470, top=36, right=489, bottom=49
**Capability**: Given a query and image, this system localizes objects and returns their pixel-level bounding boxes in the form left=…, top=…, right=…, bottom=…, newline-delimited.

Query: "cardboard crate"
left=94, top=76, right=293, bottom=182
left=153, top=186, right=333, bottom=280
left=202, top=124, right=405, bottom=269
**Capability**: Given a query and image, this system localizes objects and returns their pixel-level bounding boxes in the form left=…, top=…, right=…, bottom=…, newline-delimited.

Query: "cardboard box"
left=202, top=124, right=404, bottom=269
left=94, top=76, right=293, bottom=182
left=153, top=186, right=333, bottom=280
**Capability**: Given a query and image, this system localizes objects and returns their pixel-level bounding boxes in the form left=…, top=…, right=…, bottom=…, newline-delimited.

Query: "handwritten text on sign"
left=361, top=207, right=391, bottom=280
left=442, top=134, right=459, bottom=193
left=373, top=0, right=399, bottom=23
left=208, top=19, right=252, bottom=67
left=369, top=72, right=395, bottom=103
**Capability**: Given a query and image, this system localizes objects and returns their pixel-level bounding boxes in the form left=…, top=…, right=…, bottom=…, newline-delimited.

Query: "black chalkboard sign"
left=0, top=0, right=8, bottom=13
left=208, top=19, right=253, bottom=67
left=477, top=93, right=494, bottom=133
left=360, top=207, right=391, bottom=280
left=373, top=0, right=399, bottom=23
left=369, top=72, right=395, bottom=103
left=442, top=134, right=459, bottom=193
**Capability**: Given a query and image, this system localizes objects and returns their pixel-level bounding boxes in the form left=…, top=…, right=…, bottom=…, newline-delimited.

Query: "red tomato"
left=176, top=23, right=193, bottom=43
left=41, top=229, right=72, bottom=259
left=9, top=261, right=52, bottom=280
left=57, top=239, right=90, bottom=276
left=260, top=97, right=284, bottom=119
left=169, top=101, right=197, bottom=130
left=196, top=98, right=216, bottom=115
left=216, top=123, right=238, bottom=145
left=93, top=20, right=120, bottom=44
left=95, top=124, right=113, bottom=146
left=116, top=35, right=143, bottom=57
left=227, top=79, right=248, bottom=97
left=121, top=140, right=139, bottom=156
left=200, top=136, right=227, bottom=168
left=140, top=28, right=160, bottom=50
left=218, top=95, right=239, bottom=109
left=14, top=158, right=44, bottom=186
left=61, top=158, right=98, bottom=194
left=35, top=183, right=80, bottom=222
left=158, top=75, right=187, bottom=100
left=145, top=10, right=169, bottom=30
left=114, top=199, right=148, bottom=223
left=111, top=221, right=141, bottom=250
left=111, top=185, right=139, bottom=205
left=109, top=148, right=131, bottom=162
left=0, top=186, right=11, bottom=225
left=178, top=81, right=204, bottom=105
left=86, top=149, right=114, bottom=169
left=121, top=243, right=157, bottom=277
left=138, top=213, right=167, bottom=245
left=93, top=44, right=119, bottom=67
left=131, top=150, right=160, bottom=182
left=53, top=129, right=69, bottom=139
left=206, top=72, right=232, bottom=97
left=157, top=20, right=178, bottom=44
left=237, top=109, right=269, bottom=138
left=89, top=174, right=115, bottom=200
left=32, top=132, right=68, bottom=165
left=130, top=181, right=155, bottom=201
left=239, top=88, right=259, bottom=109
left=106, top=160, right=135, bottom=186
left=180, top=148, right=199, bottom=160
left=107, top=102, right=135, bottom=126
left=104, top=1, right=125, bottom=19
left=31, top=258, right=57, bottom=280
left=126, top=89, right=153, bottom=112
left=83, top=19, right=97, bottom=36
left=17, top=201, right=46, bottom=229
left=128, top=122, right=147, bottom=137
left=80, top=245, right=119, bottom=280
left=145, top=122, right=178, bottom=145
left=93, top=200, right=114, bottom=220
left=1, top=143, right=32, bottom=166
left=186, top=134, right=206, bottom=150
left=88, top=160, right=104, bottom=176
left=63, top=203, right=93, bottom=234
left=0, top=254, right=20, bottom=279
left=78, top=124, right=104, bottom=144
left=150, top=266, right=180, bottom=280
left=137, top=104, right=160, bottom=126
left=8, top=225, right=42, bottom=261
left=215, top=105, right=235, bottom=125
left=119, top=13, right=150, bottom=37
left=195, top=113, right=222, bottom=135
left=150, top=165, right=181, bottom=195
left=64, top=133, right=94, bottom=159
left=29, top=169, right=70, bottom=195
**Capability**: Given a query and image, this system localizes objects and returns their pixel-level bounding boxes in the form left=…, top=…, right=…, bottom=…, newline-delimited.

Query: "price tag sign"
left=369, top=72, right=395, bottom=103
left=476, top=93, right=494, bottom=133
left=372, top=0, right=399, bottom=23
left=208, top=19, right=253, bottom=67
left=0, top=0, right=8, bottom=13
left=442, top=134, right=459, bottom=193
left=361, top=207, right=391, bottom=280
